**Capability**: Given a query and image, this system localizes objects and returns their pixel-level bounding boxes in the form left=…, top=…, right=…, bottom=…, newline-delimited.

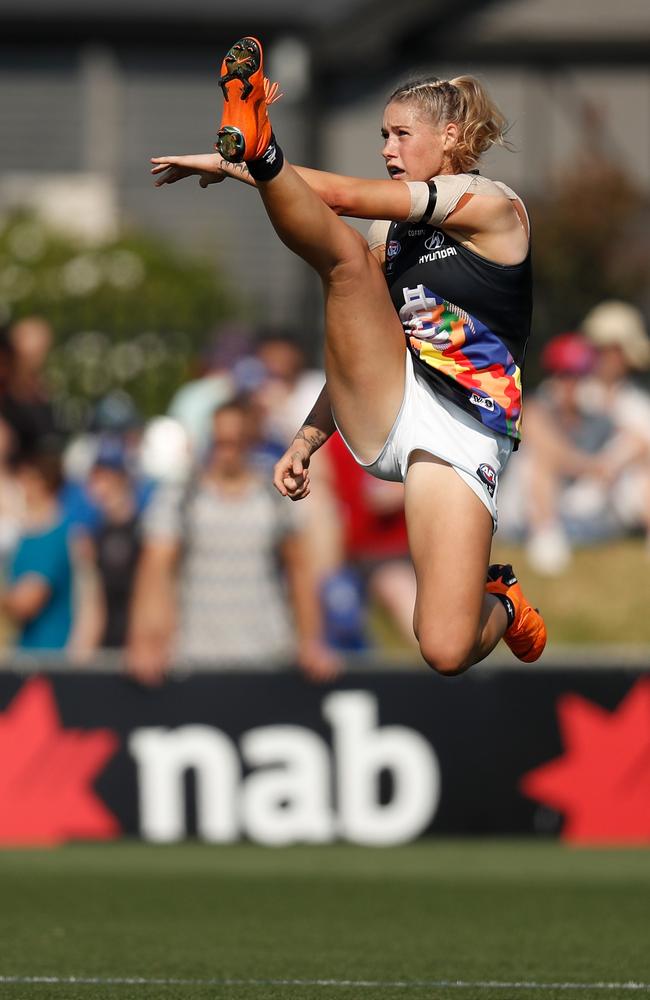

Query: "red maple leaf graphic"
left=520, top=678, right=650, bottom=844
left=0, top=676, right=120, bottom=845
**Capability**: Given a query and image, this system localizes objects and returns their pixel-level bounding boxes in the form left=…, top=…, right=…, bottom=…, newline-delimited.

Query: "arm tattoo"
left=218, top=158, right=252, bottom=181
left=292, top=390, right=335, bottom=454
left=295, top=426, right=328, bottom=451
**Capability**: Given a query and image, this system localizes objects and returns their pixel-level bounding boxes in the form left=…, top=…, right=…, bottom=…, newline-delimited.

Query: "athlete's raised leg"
left=216, top=35, right=406, bottom=462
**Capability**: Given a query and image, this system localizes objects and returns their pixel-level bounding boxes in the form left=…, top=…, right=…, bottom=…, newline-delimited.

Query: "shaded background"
left=1, top=0, right=650, bottom=651
left=2, top=0, right=649, bottom=335
left=0, top=0, right=649, bottom=857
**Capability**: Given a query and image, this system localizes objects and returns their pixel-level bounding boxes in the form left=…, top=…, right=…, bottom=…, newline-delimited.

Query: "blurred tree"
left=527, top=106, right=650, bottom=384
left=0, top=212, right=234, bottom=430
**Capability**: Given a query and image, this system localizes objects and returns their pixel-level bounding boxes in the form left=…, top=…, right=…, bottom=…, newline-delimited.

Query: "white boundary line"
left=1, top=975, right=649, bottom=991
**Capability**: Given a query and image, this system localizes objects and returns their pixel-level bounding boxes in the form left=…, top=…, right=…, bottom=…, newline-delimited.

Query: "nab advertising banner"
left=0, top=667, right=648, bottom=847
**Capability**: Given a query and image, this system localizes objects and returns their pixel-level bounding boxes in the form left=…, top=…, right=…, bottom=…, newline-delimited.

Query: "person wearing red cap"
left=502, top=322, right=650, bottom=573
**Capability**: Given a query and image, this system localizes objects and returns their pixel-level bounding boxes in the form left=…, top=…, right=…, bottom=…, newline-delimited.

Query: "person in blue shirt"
left=2, top=448, right=73, bottom=651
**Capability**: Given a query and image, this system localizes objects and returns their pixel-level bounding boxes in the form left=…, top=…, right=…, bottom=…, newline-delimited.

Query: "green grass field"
left=491, top=540, right=650, bottom=645
left=372, top=540, right=650, bottom=651
left=1, top=842, right=649, bottom=1000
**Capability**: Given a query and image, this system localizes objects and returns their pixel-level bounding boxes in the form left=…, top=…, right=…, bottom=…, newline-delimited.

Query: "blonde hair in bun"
left=387, top=75, right=511, bottom=172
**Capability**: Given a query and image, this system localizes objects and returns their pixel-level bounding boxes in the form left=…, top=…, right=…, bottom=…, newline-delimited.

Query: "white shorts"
left=337, top=352, right=514, bottom=528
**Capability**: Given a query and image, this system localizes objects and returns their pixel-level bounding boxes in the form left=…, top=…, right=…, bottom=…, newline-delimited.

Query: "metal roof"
left=2, top=0, right=648, bottom=71
left=0, top=0, right=359, bottom=24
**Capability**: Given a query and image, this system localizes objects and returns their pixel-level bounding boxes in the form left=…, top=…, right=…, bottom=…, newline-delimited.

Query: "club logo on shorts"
left=387, top=240, right=401, bottom=259
left=469, top=392, right=496, bottom=412
left=424, top=231, right=445, bottom=251
left=477, top=463, right=497, bottom=497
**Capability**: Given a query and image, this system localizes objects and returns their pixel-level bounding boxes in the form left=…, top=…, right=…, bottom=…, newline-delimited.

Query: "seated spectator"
left=248, top=331, right=341, bottom=595
left=499, top=303, right=650, bottom=573
left=580, top=300, right=650, bottom=545
left=0, top=416, right=21, bottom=561
left=0, top=326, right=12, bottom=404
left=0, top=417, right=21, bottom=650
left=85, top=441, right=144, bottom=650
left=127, top=398, right=340, bottom=683
left=62, top=390, right=147, bottom=535
left=0, top=448, right=74, bottom=652
left=0, top=316, right=61, bottom=457
left=253, top=329, right=326, bottom=453
left=166, top=325, right=251, bottom=459
left=322, top=433, right=417, bottom=650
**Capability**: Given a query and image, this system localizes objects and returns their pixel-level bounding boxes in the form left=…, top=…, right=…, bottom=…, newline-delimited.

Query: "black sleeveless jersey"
left=384, top=216, right=532, bottom=443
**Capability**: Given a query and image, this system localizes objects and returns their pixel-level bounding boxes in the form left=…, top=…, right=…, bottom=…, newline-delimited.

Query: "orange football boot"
left=486, top=563, right=547, bottom=663
left=216, top=36, right=273, bottom=163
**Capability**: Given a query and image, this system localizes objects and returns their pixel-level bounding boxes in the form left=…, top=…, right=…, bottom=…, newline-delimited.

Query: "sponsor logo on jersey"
left=408, top=228, right=425, bottom=237
left=469, top=392, right=496, bottom=412
left=418, top=245, right=457, bottom=264
left=477, top=464, right=497, bottom=497
left=424, top=231, right=445, bottom=251
left=387, top=240, right=401, bottom=259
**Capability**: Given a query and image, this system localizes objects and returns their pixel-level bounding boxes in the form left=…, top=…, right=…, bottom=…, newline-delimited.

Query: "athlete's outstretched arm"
left=151, top=153, right=255, bottom=188
left=151, top=152, right=412, bottom=220
left=151, top=154, right=525, bottom=264
left=273, top=384, right=336, bottom=501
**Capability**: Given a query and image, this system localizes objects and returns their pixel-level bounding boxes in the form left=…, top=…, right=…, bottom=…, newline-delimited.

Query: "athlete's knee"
left=417, top=629, right=475, bottom=677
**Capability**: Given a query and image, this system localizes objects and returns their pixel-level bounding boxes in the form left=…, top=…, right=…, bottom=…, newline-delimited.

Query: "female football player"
left=151, top=35, right=546, bottom=673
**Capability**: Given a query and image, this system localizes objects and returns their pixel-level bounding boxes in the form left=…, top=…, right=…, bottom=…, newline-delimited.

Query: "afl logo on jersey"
left=387, top=240, right=401, bottom=259
left=424, top=231, right=445, bottom=251
left=477, top=463, right=497, bottom=497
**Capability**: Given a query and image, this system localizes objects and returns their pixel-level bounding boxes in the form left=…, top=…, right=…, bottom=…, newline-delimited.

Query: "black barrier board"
left=0, top=668, right=648, bottom=845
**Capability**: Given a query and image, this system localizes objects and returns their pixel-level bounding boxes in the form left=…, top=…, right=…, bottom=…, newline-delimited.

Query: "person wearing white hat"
left=581, top=300, right=650, bottom=372
left=497, top=308, right=650, bottom=573
left=498, top=332, right=615, bottom=574
left=576, top=300, right=650, bottom=553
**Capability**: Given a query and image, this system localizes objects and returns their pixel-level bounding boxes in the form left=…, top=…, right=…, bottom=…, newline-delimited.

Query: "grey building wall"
left=0, top=44, right=313, bottom=326
left=0, top=51, right=83, bottom=173
left=1, top=0, right=649, bottom=327
left=324, top=67, right=650, bottom=200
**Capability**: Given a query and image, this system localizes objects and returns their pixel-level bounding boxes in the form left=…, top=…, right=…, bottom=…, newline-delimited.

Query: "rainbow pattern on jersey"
left=399, top=283, right=522, bottom=440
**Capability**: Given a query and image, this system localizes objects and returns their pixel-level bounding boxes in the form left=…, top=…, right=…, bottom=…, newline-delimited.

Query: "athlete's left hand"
left=273, top=439, right=313, bottom=501
left=151, top=153, right=227, bottom=188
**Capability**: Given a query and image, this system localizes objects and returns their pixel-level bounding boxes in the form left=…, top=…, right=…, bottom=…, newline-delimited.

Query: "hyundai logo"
left=424, top=231, right=445, bottom=251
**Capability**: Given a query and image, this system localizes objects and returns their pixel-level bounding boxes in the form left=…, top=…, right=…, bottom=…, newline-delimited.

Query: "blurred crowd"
left=0, top=300, right=649, bottom=675
left=498, top=300, right=650, bottom=574
left=0, top=317, right=416, bottom=680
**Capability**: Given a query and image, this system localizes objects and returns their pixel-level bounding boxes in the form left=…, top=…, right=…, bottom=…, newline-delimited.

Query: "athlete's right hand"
left=273, top=440, right=312, bottom=501
left=151, top=153, right=227, bottom=188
